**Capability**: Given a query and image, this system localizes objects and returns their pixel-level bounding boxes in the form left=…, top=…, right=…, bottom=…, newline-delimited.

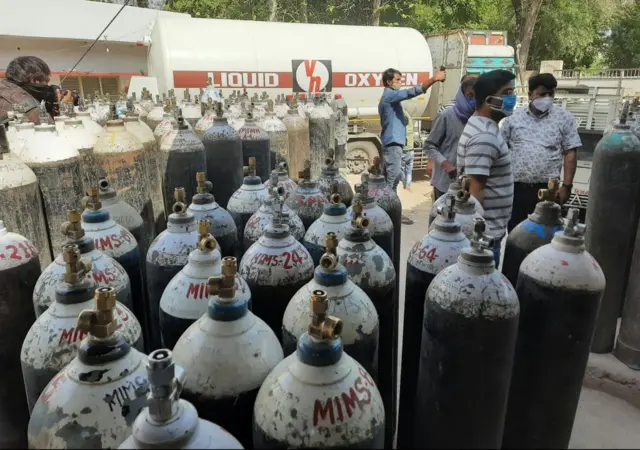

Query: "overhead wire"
left=60, top=0, right=133, bottom=84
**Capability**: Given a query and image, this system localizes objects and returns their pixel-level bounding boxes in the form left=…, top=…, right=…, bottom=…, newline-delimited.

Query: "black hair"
left=461, top=77, right=478, bottom=93
left=382, top=68, right=401, bottom=88
left=528, top=73, right=558, bottom=94
left=474, top=70, right=516, bottom=107
left=5, top=56, right=51, bottom=84
left=461, top=73, right=478, bottom=83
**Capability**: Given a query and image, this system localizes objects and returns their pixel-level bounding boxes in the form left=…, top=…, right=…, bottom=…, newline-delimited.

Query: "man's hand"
left=557, top=185, right=571, bottom=205
left=434, top=68, right=446, bottom=82
left=441, top=160, right=457, bottom=178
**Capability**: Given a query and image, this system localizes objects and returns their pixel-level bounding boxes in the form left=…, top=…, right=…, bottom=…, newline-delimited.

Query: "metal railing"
left=554, top=68, right=640, bottom=80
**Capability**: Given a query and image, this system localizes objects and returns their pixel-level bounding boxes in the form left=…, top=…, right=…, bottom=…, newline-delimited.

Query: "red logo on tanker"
left=173, top=68, right=430, bottom=90
left=292, top=60, right=333, bottom=93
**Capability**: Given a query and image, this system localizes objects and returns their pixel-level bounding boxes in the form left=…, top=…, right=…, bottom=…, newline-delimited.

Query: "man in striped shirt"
left=457, top=70, right=517, bottom=266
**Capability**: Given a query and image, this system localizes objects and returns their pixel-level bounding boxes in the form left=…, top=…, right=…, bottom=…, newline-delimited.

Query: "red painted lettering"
left=6, top=244, right=21, bottom=260
left=341, top=387, right=360, bottom=418
left=115, top=305, right=129, bottom=322
left=187, top=283, right=202, bottom=300
left=110, top=234, right=122, bottom=249
left=354, top=377, right=372, bottom=406
left=58, top=327, right=88, bottom=345
left=426, top=248, right=437, bottom=263
left=313, top=398, right=335, bottom=426
left=93, top=271, right=108, bottom=283
left=96, top=236, right=113, bottom=250
left=358, top=366, right=375, bottom=387
left=334, top=395, right=344, bottom=422
left=283, top=251, right=292, bottom=270
left=41, top=372, right=66, bottom=403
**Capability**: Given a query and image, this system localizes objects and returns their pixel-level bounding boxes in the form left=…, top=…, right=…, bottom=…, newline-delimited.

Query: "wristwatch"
left=562, top=183, right=573, bottom=190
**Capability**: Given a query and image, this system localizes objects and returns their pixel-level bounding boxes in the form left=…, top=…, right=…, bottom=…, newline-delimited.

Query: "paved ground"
left=346, top=172, right=640, bottom=449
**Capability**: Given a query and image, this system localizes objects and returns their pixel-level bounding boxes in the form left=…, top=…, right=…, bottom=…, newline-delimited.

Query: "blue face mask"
left=467, top=98, right=477, bottom=110
left=496, top=94, right=517, bottom=115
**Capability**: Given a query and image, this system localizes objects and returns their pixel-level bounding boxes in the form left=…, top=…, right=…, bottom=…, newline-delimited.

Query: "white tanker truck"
left=136, top=17, right=515, bottom=172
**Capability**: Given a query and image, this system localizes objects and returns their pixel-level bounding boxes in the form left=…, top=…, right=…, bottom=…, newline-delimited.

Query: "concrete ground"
left=346, top=172, right=640, bottom=449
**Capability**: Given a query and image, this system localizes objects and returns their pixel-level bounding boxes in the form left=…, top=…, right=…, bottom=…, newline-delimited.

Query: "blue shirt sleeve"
left=381, top=85, right=424, bottom=104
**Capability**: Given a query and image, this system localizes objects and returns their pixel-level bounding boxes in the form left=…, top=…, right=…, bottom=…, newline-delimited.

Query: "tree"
left=605, top=3, right=640, bottom=68
left=511, top=0, right=545, bottom=88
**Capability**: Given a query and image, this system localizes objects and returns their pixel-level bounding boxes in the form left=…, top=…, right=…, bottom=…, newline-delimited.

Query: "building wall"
left=0, top=36, right=148, bottom=97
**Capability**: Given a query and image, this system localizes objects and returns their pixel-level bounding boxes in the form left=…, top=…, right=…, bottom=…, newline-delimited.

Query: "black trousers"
left=433, top=187, right=446, bottom=202
left=507, top=182, right=549, bottom=233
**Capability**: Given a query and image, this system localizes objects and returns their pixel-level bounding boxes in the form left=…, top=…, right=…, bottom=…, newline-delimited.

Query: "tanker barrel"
left=308, top=289, right=342, bottom=342
left=145, top=349, right=185, bottom=423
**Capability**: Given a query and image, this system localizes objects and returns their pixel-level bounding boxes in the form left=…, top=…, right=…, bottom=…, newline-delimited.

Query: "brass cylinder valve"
left=308, top=290, right=342, bottom=342
left=328, top=182, right=342, bottom=204
left=369, top=156, right=383, bottom=176
left=172, top=188, right=187, bottom=215
left=351, top=198, right=370, bottom=229
left=319, top=232, right=339, bottom=271
left=82, top=187, right=102, bottom=212
left=77, top=287, right=121, bottom=339
left=470, top=217, right=495, bottom=254
left=272, top=197, right=290, bottom=229
left=215, top=101, right=223, bottom=117
left=62, top=244, right=92, bottom=284
left=195, top=172, right=213, bottom=195
left=60, top=209, right=85, bottom=240
left=146, top=349, right=185, bottom=423
left=243, top=157, right=257, bottom=177
left=197, top=220, right=217, bottom=252
left=298, top=160, right=311, bottom=181
left=538, top=178, right=561, bottom=202
left=208, top=257, right=237, bottom=303
left=325, top=149, right=336, bottom=168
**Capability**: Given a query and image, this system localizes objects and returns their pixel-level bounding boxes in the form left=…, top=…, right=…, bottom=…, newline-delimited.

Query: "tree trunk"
left=300, top=0, right=308, bottom=22
left=512, top=0, right=545, bottom=92
left=269, top=0, right=278, bottom=21
left=371, top=0, right=381, bottom=25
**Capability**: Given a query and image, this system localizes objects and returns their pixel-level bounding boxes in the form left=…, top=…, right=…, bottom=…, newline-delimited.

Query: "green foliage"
left=605, top=3, right=640, bottom=68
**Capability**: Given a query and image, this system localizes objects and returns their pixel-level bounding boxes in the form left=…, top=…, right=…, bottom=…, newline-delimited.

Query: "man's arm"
left=424, top=114, right=455, bottom=175
left=558, top=112, right=582, bottom=203
left=469, top=175, right=487, bottom=206
left=383, top=69, right=447, bottom=104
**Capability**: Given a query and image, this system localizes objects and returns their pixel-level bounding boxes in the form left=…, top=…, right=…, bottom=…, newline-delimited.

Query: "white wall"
left=0, top=36, right=148, bottom=75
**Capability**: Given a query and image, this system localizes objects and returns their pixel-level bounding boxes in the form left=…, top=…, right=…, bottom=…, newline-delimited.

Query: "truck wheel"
left=346, top=141, right=379, bottom=175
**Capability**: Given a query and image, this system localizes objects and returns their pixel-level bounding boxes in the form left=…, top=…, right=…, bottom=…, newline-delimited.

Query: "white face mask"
left=532, top=97, right=553, bottom=113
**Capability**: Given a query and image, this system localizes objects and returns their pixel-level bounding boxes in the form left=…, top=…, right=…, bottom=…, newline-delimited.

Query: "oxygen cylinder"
left=27, top=287, right=150, bottom=449
left=227, top=158, right=269, bottom=255
left=195, top=98, right=216, bottom=139
left=239, top=199, right=314, bottom=340
left=347, top=178, right=394, bottom=262
left=59, top=117, right=98, bottom=193
left=122, top=109, right=165, bottom=234
left=263, top=161, right=298, bottom=201
left=259, top=106, right=288, bottom=171
left=98, top=178, right=148, bottom=256
left=282, top=98, right=311, bottom=181
left=502, top=179, right=564, bottom=288
left=15, top=119, right=84, bottom=260
left=21, top=244, right=142, bottom=413
left=93, top=109, right=155, bottom=234
left=153, top=107, right=178, bottom=145
left=285, top=160, right=327, bottom=230
left=173, top=257, right=282, bottom=448
left=181, top=93, right=203, bottom=128
left=428, top=175, right=484, bottom=227
left=244, top=172, right=305, bottom=251
left=158, top=116, right=207, bottom=217
left=76, top=109, right=104, bottom=139
left=502, top=209, right=604, bottom=448
left=136, top=89, right=155, bottom=125
left=273, top=95, right=289, bottom=119
left=317, top=149, right=353, bottom=208
left=283, top=232, right=379, bottom=374
left=201, top=102, right=243, bottom=209
left=0, top=124, right=51, bottom=266
left=398, top=194, right=469, bottom=448
left=146, top=95, right=165, bottom=130
left=254, top=290, right=385, bottom=449
left=239, top=112, right=271, bottom=182
left=336, top=197, right=396, bottom=448
left=303, top=183, right=350, bottom=266
left=413, top=218, right=519, bottom=448
left=331, top=94, right=348, bottom=170
left=199, top=78, right=221, bottom=109
left=34, top=210, right=132, bottom=317
left=428, top=177, right=484, bottom=240
left=309, top=96, right=334, bottom=179
left=146, top=188, right=200, bottom=351
left=119, top=349, right=244, bottom=450
left=81, top=187, right=147, bottom=343
left=0, top=221, right=40, bottom=448
left=11, top=121, right=35, bottom=154
left=54, top=114, right=70, bottom=134
left=159, top=220, right=247, bottom=348
left=188, top=172, right=239, bottom=258
left=586, top=107, right=640, bottom=354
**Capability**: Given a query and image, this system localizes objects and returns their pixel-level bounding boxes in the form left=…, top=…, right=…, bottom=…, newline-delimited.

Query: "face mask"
left=389, top=81, right=401, bottom=90
left=532, top=97, right=553, bottom=114
left=467, top=98, right=477, bottom=110
left=19, top=83, right=59, bottom=117
left=489, top=94, right=517, bottom=117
